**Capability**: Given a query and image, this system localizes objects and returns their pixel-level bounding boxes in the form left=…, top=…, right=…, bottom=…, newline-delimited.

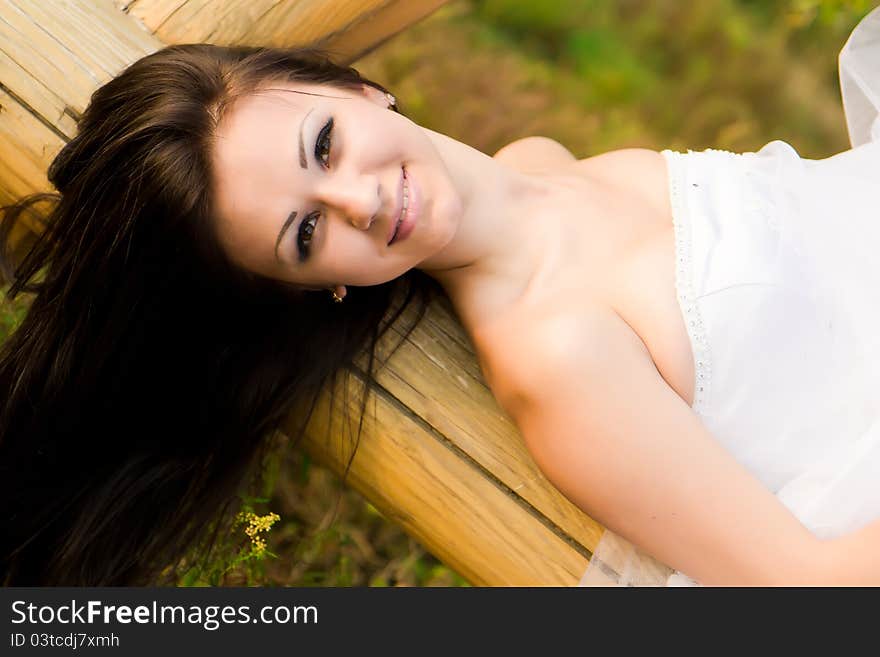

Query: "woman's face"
left=211, top=80, right=461, bottom=290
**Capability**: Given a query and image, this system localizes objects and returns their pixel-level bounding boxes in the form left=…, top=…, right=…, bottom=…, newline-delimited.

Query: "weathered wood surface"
left=302, top=296, right=600, bottom=585
left=0, top=0, right=603, bottom=585
left=117, top=0, right=450, bottom=64
left=0, top=0, right=163, bottom=230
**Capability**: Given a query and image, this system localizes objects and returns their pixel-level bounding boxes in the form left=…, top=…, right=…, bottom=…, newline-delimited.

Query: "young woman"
left=2, top=8, right=878, bottom=586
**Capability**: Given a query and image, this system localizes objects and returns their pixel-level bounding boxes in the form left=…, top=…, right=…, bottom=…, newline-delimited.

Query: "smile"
left=389, top=166, right=418, bottom=245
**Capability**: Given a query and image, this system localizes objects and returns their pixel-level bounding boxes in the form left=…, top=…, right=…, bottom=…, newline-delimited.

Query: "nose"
left=317, top=172, right=381, bottom=231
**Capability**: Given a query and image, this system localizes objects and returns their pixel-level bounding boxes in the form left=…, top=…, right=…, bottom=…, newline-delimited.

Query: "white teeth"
left=402, top=179, right=409, bottom=214
left=391, top=174, right=409, bottom=243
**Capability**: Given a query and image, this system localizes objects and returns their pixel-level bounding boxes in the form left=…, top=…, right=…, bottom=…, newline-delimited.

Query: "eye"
left=297, top=210, right=320, bottom=261
left=315, top=117, right=333, bottom=168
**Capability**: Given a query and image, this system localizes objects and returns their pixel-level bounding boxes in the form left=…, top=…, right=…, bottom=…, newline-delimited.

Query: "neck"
left=415, top=127, right=557, bottom=330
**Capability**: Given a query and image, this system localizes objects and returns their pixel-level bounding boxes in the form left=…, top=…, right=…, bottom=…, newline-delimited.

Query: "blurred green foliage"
left=366, top=0, right=872, bottom=158
left=1, top=0, right=875, bottom=587
left=178, top=444, right=470, bottom=587
left=463, top=0, right=872, bottom=156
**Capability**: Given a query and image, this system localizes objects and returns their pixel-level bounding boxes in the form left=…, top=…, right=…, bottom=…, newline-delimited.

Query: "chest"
left=474, top=172, right=696, bottom=410
left=605, top=222, right=695, bottom=407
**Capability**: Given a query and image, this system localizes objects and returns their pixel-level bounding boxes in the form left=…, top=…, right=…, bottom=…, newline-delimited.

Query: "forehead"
left=213, top=85, right=307, bottom=192
left=215, top=80, right=359, bottom=160
left=213, top=81, right=353, bottom=194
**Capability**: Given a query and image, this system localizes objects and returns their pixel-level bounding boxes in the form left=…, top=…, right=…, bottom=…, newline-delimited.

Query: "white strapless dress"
left=580, top=6, right=880, bottom=586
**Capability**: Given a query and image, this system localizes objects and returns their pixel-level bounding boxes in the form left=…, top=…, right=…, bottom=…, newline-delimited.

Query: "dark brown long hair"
left=0, top=44, right=443, bottom=585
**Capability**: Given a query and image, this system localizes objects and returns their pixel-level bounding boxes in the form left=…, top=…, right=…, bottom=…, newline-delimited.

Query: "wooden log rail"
left=0, top=0, right=603, bottom=585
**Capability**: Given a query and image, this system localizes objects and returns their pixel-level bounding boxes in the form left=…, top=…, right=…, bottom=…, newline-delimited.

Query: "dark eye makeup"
left=296, top=117, right=334, bottom=261
left=315, top=117, right=333, bottom=168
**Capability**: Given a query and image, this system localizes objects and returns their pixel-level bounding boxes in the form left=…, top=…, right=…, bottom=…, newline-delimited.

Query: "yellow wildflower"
left=237, top=511, right=280, bottom=556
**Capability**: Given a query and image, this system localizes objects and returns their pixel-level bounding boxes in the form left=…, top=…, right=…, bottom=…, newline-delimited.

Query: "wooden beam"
left=0, top=0, right=163, bottom=130
left=120, top=0, right=450, bottom=64
left=299, top=298, right=601, bottom=585
left=302, top=362, right=590, bottom=585
left=0, top=0, right=162, bottom=218
left=362, top=299, right=604, bottom=555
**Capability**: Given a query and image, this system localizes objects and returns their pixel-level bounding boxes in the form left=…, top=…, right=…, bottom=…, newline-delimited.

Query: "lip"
left=387, top=168, right=405, bottom=245
left=388, top=166, right=418, bottom=246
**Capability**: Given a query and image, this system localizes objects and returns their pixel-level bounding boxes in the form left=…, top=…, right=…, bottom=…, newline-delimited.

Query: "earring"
left=330, top=289, right=344, bottom=303
left=385, top=92, right=396, bottom=108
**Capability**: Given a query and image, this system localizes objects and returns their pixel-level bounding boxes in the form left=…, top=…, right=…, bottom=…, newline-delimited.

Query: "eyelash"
left=297, top=117, right=334, bottom=261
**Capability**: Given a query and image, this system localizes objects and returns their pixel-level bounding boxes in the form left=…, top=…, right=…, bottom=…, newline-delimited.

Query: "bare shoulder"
left=573, top=148, right=670, bottom=215
left=493, top=140, right=664, bottom=179
left=478, top=301, right=650, bottom=426
left=493, top=141, right=670, bottom=214
left=492, top=136, right=577, bottom=172
left=574, top=147, right=665, bottom=174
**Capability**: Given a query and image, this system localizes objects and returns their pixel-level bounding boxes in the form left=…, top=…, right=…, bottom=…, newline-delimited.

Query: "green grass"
left=177, top=445, right=469, bottom=587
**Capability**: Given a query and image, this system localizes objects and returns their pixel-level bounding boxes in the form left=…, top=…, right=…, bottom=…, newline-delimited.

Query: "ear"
left=361, top=83, right=392, bottom=108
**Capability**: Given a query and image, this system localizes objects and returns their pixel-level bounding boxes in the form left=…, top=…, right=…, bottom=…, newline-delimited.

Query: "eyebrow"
left=274, top=209, right=298, bottom=260
left=298, top=107, right=313, bottom=170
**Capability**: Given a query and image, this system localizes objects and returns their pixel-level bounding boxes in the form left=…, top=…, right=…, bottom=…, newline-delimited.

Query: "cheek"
left=318, top=233, right=366, bottom=279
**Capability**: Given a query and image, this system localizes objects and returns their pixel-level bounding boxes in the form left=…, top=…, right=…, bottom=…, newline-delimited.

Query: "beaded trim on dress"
left=661, top=149, right=713, bottom=417
left=579, top=149, right=724, bottom=588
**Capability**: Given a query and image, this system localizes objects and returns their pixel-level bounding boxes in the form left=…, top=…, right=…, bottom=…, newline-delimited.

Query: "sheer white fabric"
left=840, top=5, right=880, bottom=147
left=580, top=5, right=880, bottom=587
